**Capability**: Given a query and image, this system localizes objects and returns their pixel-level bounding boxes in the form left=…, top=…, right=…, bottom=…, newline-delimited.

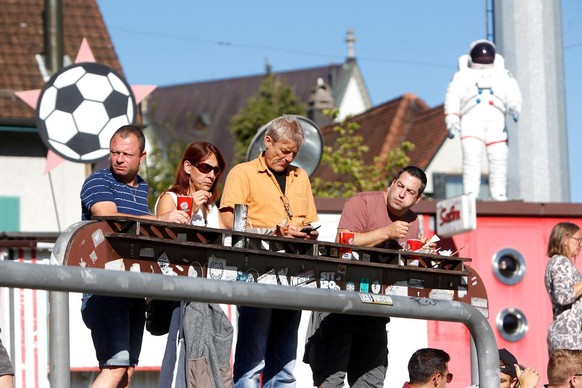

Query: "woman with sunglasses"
left=155, top=141, right=226, bottom=228
left=155, top=142, right=234, bottom=388
left=545, top=222, right=582, bottom=356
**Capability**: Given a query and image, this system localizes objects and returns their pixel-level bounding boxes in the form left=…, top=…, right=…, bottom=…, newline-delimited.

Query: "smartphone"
left=300, top=225, right=321, bottom=234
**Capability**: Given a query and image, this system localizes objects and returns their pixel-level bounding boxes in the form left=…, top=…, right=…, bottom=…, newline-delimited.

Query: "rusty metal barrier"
left=53, top=216, right=488, bottom=308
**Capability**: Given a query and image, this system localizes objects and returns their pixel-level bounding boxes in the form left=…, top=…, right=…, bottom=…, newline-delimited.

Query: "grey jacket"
left=159, top=301, right=234, bottom=388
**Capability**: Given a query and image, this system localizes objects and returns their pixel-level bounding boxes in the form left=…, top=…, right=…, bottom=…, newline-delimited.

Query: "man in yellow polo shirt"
left=220, top=114, right=318, bottom=388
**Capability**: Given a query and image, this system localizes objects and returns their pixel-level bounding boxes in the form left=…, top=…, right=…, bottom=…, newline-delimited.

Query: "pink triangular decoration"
left=75, top=38, right=96, bottom=63
left=131, top=85, right=157, bottom=104
left=44, top=150, right=66, bottom=174
left=15, top=90, right=41, bottom=109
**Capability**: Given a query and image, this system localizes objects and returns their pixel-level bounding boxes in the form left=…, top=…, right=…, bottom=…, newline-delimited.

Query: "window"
left=0, top=197, right=20, bottom=232
left=432, top=173, right=490, bottom=200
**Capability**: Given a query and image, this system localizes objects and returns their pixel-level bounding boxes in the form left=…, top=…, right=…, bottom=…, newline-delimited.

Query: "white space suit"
left=444, top=40, right=522, bottom=201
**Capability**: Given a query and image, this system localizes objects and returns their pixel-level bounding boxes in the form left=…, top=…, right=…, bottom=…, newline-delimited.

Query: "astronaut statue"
left=444, top=39, right=522, bottom=201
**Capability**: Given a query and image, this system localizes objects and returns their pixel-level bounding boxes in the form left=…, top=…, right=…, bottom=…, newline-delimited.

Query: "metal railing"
left=0, top=260, right=500, bottom=387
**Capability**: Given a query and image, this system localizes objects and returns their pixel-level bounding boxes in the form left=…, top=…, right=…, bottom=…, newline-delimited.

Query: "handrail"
left=0, top=260, right=500, bottom=387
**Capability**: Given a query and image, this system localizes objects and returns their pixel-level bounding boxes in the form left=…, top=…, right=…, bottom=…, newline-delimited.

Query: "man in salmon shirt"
left=305, top=166, right=428, bottom=387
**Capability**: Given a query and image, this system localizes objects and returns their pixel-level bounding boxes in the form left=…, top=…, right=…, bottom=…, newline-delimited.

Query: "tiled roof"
left=407, top=104, right=447, bottom=168
left=0, top=0, right=123, bottom=124
left=312, top=93, right=447, bottom=182
left=147, top=64, right=347, bottom=167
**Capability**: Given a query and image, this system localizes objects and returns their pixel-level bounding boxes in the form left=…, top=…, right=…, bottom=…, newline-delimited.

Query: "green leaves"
left=230, top=73, right=306, bottom=165
left=142, top=129, right=187, bottom=211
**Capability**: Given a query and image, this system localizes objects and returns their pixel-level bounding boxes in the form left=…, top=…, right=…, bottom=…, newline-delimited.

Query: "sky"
left=96, top=1, right=582, bottom=202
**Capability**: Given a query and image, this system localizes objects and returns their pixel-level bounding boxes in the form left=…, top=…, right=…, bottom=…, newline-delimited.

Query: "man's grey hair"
left=265, top=115, right=304, bottom=146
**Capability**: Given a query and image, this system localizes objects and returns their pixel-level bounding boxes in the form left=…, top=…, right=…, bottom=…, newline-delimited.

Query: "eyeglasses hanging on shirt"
left=280, top=195, right=293, bottom=220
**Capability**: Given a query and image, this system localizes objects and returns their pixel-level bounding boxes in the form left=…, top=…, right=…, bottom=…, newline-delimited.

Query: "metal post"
left=48, top=292, right=69, bottom=387
left=470, top=335, right=479, bottom=385
left=44, top=0, right=63, bottom=74
left=0, top=261, right=500, bottom=388
left=8, top=287, right=15, bottom=387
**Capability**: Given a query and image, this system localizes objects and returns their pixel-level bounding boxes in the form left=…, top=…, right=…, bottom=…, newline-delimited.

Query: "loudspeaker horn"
left=246, top=115, right=323, bottom=177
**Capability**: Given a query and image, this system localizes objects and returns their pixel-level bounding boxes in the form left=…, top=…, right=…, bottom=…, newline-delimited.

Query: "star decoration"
left=15, top=38, right=156, bottom=173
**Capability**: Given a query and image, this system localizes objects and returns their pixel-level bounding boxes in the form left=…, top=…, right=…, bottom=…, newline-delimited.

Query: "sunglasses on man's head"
left=193, top=162, right=220, bottom=175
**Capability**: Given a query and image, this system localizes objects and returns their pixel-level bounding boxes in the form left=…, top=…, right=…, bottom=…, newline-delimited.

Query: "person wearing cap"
left=402, top=348, right=452, bottom=388
left=545, top=349, right=582, bottom=388
left=444, top=39, right=522, bottom=201
left=498, top=348, right=541, bottom=388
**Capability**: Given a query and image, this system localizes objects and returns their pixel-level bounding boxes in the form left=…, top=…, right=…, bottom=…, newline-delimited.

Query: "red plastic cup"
left=339, top=231, right=355, bottom=259
left=176, top=195, right=193, bottom=216
left=406, top=239, right=423, bottom=251
left=406, top=238, right=423, bottom=265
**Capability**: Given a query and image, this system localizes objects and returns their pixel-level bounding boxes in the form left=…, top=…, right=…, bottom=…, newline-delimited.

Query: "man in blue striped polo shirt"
left=80, top=125, right=189, bottom=387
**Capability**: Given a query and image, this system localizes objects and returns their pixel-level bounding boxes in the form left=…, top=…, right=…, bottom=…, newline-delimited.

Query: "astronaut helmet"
left=469, top=39, right=496, bottom=65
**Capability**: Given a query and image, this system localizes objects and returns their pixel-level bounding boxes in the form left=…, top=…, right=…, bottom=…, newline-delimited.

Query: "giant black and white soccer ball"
left=36, top=62, right=137, bottom=162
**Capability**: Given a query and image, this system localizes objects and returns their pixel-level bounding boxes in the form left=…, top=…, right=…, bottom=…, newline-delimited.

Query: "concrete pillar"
left=494, top=0, right=569, bottom=202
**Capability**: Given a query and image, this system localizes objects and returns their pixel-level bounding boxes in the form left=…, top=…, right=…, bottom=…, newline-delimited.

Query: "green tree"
left=312, top=109, right=414, bottom=198
left=230, top=72, right=306, bottom=165
left=142, top=101, right=210, bottom=210
left=142, top=129, right=187, bottom=210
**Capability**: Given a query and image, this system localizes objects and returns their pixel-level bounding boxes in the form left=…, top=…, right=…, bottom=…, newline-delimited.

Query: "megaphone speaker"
left=246, top=115, right=323, bottom=177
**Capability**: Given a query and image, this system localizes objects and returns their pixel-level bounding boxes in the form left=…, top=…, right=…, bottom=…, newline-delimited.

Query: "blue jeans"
left=81, top=295, right=146, bottom=368
left=233, top=306, right=301, bottom=388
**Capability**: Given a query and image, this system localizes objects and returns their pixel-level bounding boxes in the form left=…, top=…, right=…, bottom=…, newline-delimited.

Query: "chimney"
left=345, top=28, right=355, bottom=63
left=308, top=78, right=335, bottom=127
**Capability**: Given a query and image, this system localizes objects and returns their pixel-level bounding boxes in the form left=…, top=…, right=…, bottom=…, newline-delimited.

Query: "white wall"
left=0, top=156, right=87, bottom=232
left=338, top=76, right=369, bottom=121
left=425, top=136, right=489, bottom=194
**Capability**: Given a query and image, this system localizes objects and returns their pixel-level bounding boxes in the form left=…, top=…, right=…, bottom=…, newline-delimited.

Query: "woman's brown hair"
left=167, top=142, right=226, bottom=202
left=546, top=221, right=580, bottom=258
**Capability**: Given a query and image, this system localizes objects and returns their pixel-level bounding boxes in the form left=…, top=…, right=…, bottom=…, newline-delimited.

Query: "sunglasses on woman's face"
left=193, top=162, right=220, bottom=175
